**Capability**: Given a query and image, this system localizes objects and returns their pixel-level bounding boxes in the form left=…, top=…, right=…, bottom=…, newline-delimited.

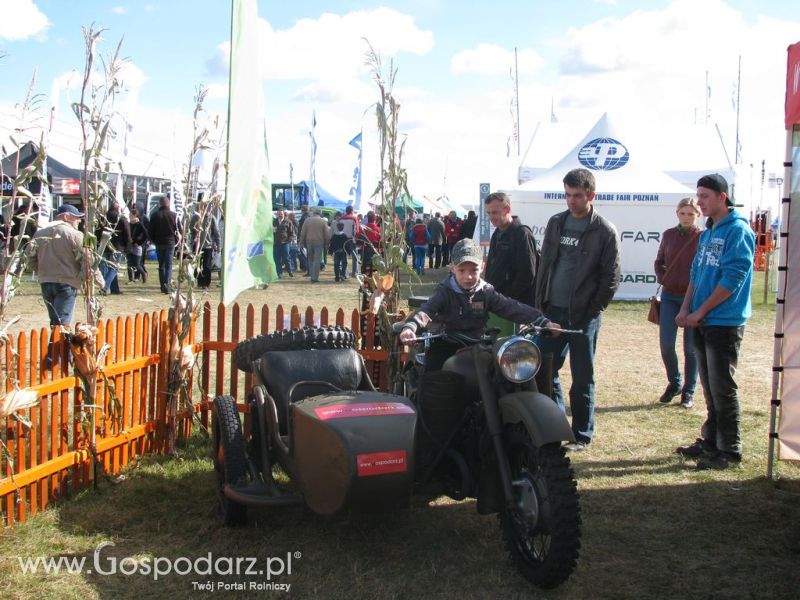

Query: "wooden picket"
left=0, top=301, right=389, bottom=528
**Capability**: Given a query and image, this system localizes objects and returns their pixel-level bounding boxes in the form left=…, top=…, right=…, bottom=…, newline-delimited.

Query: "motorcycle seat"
left=256, top=348, right=370, bottom=433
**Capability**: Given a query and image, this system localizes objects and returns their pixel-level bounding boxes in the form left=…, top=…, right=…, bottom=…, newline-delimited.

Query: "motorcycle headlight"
left=496, top=337, right=541, bottom=383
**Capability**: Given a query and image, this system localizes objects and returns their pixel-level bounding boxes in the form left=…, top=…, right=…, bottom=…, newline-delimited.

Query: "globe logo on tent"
left=578, top=137, right=630, bottom=171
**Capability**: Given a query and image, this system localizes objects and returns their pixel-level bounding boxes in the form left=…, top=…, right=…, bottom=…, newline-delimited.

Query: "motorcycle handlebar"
left=395, top=322, right=585, bottom=343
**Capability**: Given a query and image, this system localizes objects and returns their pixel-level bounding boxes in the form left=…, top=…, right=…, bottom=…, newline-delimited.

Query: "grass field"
left=0, top=261, right=799, bottom=599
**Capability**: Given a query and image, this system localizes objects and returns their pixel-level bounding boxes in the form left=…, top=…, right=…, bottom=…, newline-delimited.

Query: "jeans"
left=428, top=244, right=442, bottom=269
left=41, top=282, right=78, bottom=327
left=290, top=243, right=306, bottom=271
left=539, top=306, right=601, bottom=444
left=658, top=294, right=697, bottom=393
left=307, top=244, right=324, bottom=281
left=127, top=251, right=146, bottom=282
left=695, top=325, right=744, bottom=456
left=100, top=251, right=124, bottom=292
left=413, top=245, right=427, bottom=274
left=156, top=244, right=175, bottom=292
left=333, top=250, right=348, bottom=280
left=276, top=242, right=293, bottom=276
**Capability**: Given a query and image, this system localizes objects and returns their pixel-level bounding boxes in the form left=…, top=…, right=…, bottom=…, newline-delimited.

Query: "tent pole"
left=767, top=128, right=794, bottom=479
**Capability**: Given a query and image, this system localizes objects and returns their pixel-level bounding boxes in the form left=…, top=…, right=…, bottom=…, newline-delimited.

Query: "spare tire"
left=232, top=325, right=357, bottom=372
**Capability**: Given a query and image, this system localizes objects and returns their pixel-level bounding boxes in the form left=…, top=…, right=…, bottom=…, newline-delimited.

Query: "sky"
left=1, top=0, right=798, bottom=212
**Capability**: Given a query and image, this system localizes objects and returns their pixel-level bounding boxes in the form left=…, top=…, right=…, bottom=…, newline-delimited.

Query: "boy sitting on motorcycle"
left=399, top=238, right=560, bottom=370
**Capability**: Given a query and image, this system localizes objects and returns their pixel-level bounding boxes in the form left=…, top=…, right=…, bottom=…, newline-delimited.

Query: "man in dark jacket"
left=534, top=168, right=620, bottom=451
left=426, top=213, right=445, bottom=269
left=484, top=192, right=538, bottom=304
left=148, top=194, right=179, bottom=294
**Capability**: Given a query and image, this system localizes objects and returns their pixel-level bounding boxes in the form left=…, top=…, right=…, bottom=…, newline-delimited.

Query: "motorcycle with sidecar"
left=211, top=322, right=581, bottom=589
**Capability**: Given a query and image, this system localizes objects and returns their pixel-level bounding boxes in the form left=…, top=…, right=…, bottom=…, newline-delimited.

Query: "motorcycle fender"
left=498, top=391, right=575, bottom=446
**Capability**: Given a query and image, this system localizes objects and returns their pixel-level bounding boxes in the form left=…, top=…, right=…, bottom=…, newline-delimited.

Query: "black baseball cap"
left=697, top=173, right=733, bottom=206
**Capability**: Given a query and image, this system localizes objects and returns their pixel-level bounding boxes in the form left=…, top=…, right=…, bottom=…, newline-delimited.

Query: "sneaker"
left=288, top=271, right=294, bottom=278
left=563, top=441, right=588, bottom=452
left=680, top=392, right=694, bottom=409
left=676, top=438, right=715, bottom=458
left=659, top=383, right=681, bottom=403
left=696, top=451, right=741, bottom=470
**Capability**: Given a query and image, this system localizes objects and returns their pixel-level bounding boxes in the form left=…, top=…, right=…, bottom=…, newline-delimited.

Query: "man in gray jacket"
left=534, top=168, right=620, bottom=451
left=426, top=213, right=445, bottom=269
left=299, top=208, right=331, bottom=282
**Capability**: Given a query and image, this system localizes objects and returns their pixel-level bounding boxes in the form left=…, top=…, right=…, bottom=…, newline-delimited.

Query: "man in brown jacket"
left=28, top=204, right=86, bottom=328
left=299, top=208, right=331, bottom=282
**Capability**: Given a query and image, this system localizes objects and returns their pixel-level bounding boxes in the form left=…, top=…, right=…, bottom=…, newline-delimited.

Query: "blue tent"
left=298, top=180, right=349, bottom=211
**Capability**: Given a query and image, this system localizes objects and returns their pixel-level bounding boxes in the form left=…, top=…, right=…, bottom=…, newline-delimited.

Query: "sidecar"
left=211, top=326, right=417, bottom=525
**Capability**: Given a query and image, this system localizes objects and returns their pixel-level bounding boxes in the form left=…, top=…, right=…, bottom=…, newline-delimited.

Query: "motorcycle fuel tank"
left=291, top=391, right=417, bottom=515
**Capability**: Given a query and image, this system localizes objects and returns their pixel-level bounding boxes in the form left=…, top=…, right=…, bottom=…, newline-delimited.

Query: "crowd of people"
left=271, top=204, right=479, bottom=282
left=399, top=169, right=754, bottom=470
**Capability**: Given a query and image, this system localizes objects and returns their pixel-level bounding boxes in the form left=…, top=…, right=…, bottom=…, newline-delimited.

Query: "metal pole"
left=767, top=128, right=794, bottom=479
left=514, top=47, right=521, bottom=157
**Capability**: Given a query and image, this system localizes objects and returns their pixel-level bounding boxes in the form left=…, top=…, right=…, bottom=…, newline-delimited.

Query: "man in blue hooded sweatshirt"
left=675, top=174, right=755, bottom=470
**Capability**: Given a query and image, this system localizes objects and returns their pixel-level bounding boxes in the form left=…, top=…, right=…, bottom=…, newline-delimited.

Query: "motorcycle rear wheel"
left=212, top=395, right=248, bottom=526
left=232, top=325, right=357, bottom=372
left=500, top=426, right=581, bottom=589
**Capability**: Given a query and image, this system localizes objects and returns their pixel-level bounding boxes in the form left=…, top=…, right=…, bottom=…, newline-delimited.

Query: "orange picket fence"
left=0, top=301, right=390, bottom=528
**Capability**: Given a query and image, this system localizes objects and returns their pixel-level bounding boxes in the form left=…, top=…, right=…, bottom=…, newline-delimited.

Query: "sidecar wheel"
left=500, top=426, right=581, bottom=589
left=212, top=395, right=248, bottom=526
left=232, top=326, right=357, bottom=372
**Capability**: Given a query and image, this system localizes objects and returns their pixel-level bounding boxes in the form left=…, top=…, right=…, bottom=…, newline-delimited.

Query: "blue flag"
left=348, top=131, right=362, bottom=208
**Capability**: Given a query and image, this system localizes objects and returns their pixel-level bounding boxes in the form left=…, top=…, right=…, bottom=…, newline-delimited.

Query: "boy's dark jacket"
left=403, top=274, right=549, bottom=338
left=329, top=231, right=353, bottom=254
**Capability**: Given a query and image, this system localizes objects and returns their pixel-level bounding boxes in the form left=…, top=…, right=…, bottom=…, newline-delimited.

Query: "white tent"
left=518, top=117, right=735, bottom=193
left=499, top=113, right=696, bottom=300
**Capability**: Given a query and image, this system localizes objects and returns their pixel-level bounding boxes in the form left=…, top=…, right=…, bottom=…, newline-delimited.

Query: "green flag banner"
left=222, top=0, right=276, bottom=305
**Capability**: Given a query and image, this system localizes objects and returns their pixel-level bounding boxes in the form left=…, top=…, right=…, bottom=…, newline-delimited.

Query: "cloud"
left=111, top=6, right=128, bottom=15
left=451, top=44, right=545, bottom=76
left=207, top=7, right=434, bottom=84
left=0, top=0, right=50, bottom=42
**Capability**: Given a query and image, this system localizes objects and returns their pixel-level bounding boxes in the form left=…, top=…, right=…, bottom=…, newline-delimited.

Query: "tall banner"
left=222, top=0, right=276, bottom=305
left=785, top=42, right=800, bottom=129
left=348, top=131, right=362, bottom=209
left=309, top=111, right=318, bottom=205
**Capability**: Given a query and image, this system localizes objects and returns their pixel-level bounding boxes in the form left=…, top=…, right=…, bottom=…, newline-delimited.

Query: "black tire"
left=232, top=326, right=357, bottom=372
left=212, top=395, right=248, bottom=526
left=500, top=426, right=581, bottom=589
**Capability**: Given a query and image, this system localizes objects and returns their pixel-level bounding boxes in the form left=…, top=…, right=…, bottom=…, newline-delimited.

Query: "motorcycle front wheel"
left=500, top=425, right=581, bottom=589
